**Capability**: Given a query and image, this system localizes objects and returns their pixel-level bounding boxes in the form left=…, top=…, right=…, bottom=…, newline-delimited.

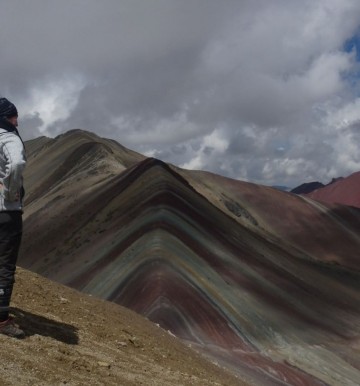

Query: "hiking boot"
left=0, top=317, right=25, bottom=339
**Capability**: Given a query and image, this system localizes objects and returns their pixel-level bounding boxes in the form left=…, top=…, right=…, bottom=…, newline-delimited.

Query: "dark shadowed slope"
left=19, top=130, right=360, bottom=386
left=1, top=268, right=242, bottom=386
left=305, top=171, right=360, bottom=208
left=291, top=182, right=325, bottom=194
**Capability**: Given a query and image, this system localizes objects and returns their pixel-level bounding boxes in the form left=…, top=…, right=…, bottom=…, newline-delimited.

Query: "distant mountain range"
left=292, top=174, right=360, bottom=208
left=305, top=173, right=360, bottom=208
left=19, top=129, right=360, bottom=385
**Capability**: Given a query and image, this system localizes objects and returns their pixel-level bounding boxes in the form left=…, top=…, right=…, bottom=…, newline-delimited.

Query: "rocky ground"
left=0, top=268, right=246, bottom=386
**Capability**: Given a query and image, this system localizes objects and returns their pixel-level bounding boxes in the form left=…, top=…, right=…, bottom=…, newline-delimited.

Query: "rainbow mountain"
left=19, top=129, right=360, bottom=385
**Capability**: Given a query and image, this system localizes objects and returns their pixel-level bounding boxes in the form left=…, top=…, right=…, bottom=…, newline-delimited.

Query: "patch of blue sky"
left=342, top=32, right=360, bottom=91
left=344, top=33, right=360, bottom=60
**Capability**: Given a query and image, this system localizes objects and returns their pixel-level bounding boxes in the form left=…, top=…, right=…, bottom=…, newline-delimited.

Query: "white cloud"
left=18, top=73, right=86, bottom=135
left=325, top=98, right=360, bottom=129
left=181, top=128, right=229, bottom=171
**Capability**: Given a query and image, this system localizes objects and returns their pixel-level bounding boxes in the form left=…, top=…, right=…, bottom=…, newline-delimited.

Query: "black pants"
left=0, top=211, right=22, bottom=321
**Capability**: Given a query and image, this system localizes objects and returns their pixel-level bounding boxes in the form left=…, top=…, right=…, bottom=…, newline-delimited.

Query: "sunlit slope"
left=20, top=130, right=360, bottom=386
left=306, top=171, right=360, bottom=208
left=24, top=129, right=145, bottom=205
left=181, top=168, right=360, bottom=269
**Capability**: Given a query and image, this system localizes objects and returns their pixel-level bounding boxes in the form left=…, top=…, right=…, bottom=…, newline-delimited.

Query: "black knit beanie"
left=0, top=98, right=18, bottom=118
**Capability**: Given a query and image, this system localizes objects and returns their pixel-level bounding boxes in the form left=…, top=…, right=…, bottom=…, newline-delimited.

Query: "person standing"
left=0, top=98, right=26, bottom=338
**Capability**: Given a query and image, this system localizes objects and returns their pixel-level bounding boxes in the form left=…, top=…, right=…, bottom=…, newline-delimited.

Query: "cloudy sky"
left=1, top=0, right=360, bottom=187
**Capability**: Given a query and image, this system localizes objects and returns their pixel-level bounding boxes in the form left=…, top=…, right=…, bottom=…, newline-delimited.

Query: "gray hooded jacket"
left=0, top=127, right=26, bottom=212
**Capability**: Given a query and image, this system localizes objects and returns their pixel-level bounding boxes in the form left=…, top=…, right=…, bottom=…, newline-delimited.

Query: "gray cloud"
left=21, top=112, right=44, bottom=141
left=1, top=0, right=360, bottom=187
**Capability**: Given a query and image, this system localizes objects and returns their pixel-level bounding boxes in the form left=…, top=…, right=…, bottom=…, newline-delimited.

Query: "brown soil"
left=0, top=268, right=246, bottom=386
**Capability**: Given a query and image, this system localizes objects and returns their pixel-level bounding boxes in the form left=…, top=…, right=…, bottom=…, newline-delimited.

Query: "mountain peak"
left=291, top=181, right=325, bottom=194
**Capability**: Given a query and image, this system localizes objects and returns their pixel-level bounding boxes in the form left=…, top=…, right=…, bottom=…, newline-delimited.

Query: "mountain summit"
left=18, top=129, right=360, bottom=385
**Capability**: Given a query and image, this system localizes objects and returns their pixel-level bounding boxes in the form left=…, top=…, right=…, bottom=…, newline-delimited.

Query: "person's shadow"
left=11, top=307, right=78, bottom=345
